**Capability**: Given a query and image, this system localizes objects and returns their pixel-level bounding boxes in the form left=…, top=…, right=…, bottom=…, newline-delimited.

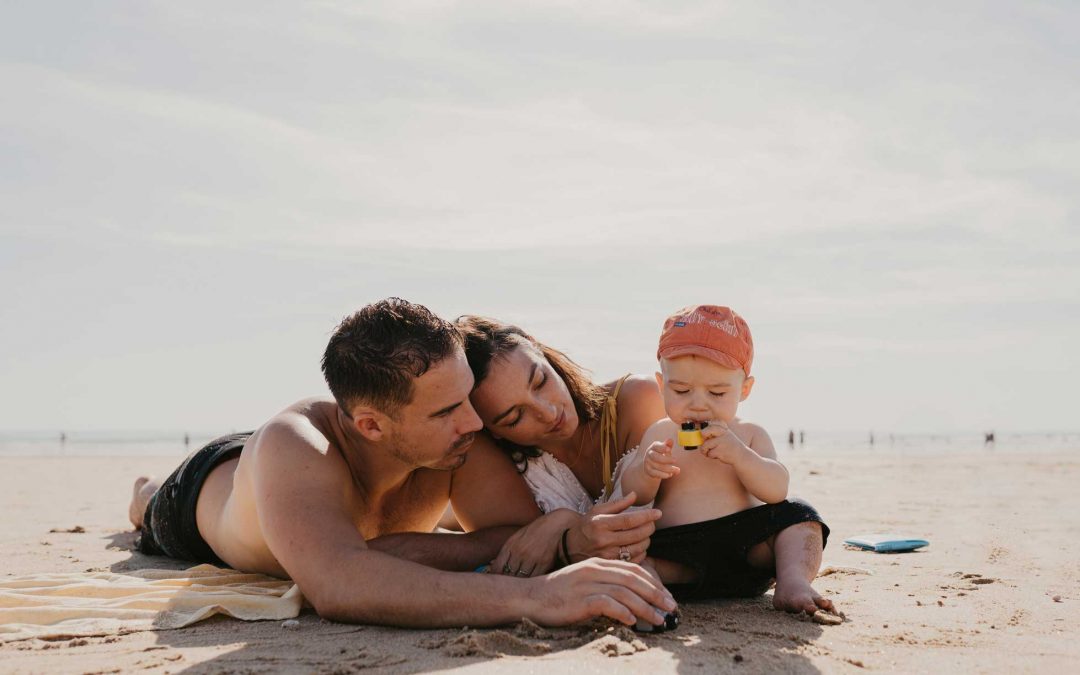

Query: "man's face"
left=658, top=355, right=754, bottom=426
left=384, top=348, right=483, bottom=470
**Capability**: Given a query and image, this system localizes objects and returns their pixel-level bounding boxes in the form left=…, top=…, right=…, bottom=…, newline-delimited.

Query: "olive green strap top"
left=599, top=374, right=631, bottom=497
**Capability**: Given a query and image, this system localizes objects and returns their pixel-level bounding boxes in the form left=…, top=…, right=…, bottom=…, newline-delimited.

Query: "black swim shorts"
left=137, top=432, right=252, bottom=566
left=647, top=498, right=829, bottom=600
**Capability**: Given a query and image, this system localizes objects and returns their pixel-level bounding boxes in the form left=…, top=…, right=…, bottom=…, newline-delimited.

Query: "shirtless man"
left=129, top=298, right=676, bottom=628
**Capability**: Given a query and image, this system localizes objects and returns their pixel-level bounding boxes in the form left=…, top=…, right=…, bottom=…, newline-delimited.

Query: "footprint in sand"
left=1008, top=609, right=1026, bottom=627
left=956, top=572, right=998, bottom=588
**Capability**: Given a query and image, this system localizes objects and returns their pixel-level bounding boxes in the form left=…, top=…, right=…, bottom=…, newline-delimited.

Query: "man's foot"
left=129, top=476, right=159, bottom=528
left=773, top=577, right=834, bottom=615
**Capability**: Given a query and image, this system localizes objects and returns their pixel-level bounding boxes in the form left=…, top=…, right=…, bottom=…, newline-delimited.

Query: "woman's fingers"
left=589, top=492, right=637, bottom=515
left=591, top=507, right=661, bottom=534
left=607, top=538, right=651, bottom=564
left=609, top=521, right=657, bottom=549
left=490, top=550, right=508, bottom=574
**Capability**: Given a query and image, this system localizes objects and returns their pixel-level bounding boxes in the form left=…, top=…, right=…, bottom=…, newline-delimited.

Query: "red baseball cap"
left=656, top=305, right=754, bottom=376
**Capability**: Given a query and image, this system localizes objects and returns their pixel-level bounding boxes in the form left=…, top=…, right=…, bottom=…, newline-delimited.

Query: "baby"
left=617, top=305, right=833, bottom=613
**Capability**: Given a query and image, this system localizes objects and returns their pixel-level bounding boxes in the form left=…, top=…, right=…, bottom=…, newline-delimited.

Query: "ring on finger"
left=502, top=562, right=513, bottom=574
left=515, top=568, right=530, bottom=577
left=618, top=546, right=631, bottom=562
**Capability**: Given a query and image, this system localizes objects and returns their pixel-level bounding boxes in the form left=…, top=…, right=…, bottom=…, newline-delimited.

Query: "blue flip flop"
left=843, top=534, right=929, bottom=553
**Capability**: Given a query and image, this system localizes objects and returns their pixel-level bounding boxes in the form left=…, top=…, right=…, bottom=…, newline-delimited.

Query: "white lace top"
left=522, top=445, right=653, bottom=514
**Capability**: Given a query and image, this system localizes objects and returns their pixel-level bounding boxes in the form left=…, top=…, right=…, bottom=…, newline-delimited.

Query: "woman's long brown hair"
left=456, top=315, right=607, bottom=470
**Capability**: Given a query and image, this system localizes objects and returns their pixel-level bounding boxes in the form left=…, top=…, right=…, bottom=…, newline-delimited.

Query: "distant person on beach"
left=788, top=430, right=795, bottom=447
left=128, top=299, right=675, bottom=629
left=456, top=307, right=832, bottom=615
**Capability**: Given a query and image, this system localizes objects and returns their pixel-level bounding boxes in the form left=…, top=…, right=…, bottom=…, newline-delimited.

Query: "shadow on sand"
left=103, top=533, right=827, bottom=674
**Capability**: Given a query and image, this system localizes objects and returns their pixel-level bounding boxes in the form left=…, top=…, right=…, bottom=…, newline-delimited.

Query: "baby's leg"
left=751, top=521, right=833, bottom=614
left=646, top=556, right=699, bottom=585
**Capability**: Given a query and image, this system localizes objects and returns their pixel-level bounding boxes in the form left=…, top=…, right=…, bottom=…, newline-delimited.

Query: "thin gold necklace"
left=564, top=421, right=593, bottom=468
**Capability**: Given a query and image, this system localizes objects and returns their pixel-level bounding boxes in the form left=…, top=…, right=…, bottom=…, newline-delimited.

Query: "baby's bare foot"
left=128, top=476, right=159, bottom=528
left=773, top=577, right=834, bottom=615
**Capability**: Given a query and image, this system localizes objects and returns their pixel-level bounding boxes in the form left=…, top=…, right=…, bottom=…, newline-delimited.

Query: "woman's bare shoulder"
left=606, top=373, right=660, bottom=400
left=609, top=374, right=665, bottom=450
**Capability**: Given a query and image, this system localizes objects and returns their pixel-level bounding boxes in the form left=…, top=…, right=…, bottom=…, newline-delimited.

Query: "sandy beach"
left=2, top=447, right=1077, bottom=674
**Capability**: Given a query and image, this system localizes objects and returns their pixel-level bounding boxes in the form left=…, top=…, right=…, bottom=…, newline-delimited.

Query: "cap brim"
left=658, top=345, right=747, bottom=374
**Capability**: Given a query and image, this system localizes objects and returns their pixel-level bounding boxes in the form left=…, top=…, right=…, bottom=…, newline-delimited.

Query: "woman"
left=456, top=315, right=674, bottom=578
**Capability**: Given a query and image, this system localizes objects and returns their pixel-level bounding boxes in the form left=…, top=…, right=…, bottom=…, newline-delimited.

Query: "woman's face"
left=469, top=343, right=579, bottom=447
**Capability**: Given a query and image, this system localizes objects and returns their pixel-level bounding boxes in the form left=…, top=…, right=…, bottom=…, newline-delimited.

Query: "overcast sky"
left=2, top=1, right=1077, bottom=436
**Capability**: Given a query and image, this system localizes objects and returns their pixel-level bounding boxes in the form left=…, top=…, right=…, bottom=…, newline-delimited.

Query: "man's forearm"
left=310, top=547, right=541, bottom=627
left=366, top=526, right=517, bottom=571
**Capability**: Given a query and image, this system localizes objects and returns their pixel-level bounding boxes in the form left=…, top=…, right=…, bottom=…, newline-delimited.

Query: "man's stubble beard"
left=387, top=431, right=476, bottom=470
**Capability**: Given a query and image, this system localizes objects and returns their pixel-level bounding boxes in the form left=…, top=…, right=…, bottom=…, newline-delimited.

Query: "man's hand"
left=699, top=422, right=750, bottom=464
left=643, top=439, right=680, bottom=479
left=527, top=558, right=678, bottom=627
left=566, top=493, right=660, bottom=564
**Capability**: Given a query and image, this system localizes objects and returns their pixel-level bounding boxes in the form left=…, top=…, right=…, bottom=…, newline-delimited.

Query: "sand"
left=2, top=449, right=1078, bottom=673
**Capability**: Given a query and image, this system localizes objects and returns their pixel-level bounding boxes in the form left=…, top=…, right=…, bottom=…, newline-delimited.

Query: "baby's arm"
left=618, top=421, right=680, bottom=506
left=700, top=422, right=789, bottom=503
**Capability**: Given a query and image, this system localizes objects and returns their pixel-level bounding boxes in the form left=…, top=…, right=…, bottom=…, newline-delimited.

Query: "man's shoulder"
left=246, top=398, right=345, bottom=469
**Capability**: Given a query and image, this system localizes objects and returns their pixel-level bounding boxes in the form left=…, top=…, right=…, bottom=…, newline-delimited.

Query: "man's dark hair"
left=322, top=298, right=462, bottom=418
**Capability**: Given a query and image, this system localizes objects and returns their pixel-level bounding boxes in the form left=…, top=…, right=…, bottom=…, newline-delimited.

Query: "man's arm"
left=446, top=433, right=542, bottom=531
left=250, top=422, right=676, bottom=627
left=365, top=527, right=518, bottom=571
left=371, top=433, right=532, bottom=569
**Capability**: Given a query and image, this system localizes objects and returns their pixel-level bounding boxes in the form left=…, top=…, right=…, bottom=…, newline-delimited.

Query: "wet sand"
left=2, top=449, right=1078, bottom=673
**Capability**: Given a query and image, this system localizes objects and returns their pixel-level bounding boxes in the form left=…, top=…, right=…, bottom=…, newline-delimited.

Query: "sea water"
left=1, top=430, right=1077, bottom=458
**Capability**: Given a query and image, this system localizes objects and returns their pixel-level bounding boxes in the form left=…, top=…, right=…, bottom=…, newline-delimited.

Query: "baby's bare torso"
left=648, top=418, right=762, bottom=529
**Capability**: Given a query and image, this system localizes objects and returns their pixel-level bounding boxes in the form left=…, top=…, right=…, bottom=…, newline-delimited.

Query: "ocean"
left=1, top=430, right=1076, bottom=458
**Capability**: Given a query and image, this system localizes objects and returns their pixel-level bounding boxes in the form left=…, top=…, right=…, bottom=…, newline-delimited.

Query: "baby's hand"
left=699, top=422, right=748, bottom=464
left=643, top=439, right=680, bottom=479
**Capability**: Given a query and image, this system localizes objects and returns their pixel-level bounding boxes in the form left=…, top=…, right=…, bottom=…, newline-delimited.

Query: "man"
left=130, top=298, right=676, bottom=628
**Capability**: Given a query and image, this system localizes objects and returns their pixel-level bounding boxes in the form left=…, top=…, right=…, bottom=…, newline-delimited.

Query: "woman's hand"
left=566, top=493, right=662, bottom=564
left=490, top=509, right=579, bottom=577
